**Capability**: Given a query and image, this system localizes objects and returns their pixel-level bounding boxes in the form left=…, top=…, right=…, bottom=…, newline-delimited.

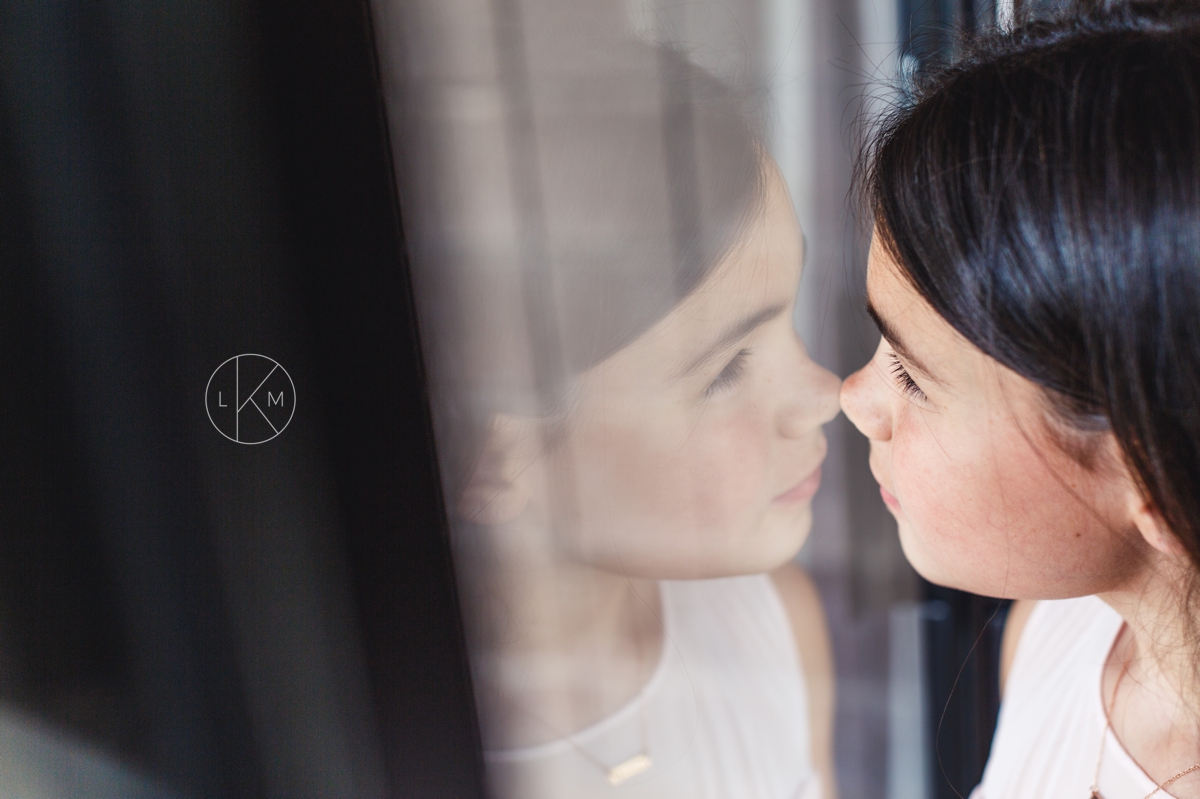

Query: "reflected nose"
left=778, top=361, right=842, bottom=439
left=840, top=361, right=891, bottom=442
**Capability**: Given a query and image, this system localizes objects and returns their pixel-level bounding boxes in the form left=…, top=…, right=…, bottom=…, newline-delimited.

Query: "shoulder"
left=980, top=596, right=1120, bottom=796
left=770, top=563, right=836, bottom=798
left=1000, top=596, right=1119, bottom=695
left=767, top=563, right=832, bottom=702
left=769, top=563, right=827, bottom=648
left=769, top=563, right=821, bottom=620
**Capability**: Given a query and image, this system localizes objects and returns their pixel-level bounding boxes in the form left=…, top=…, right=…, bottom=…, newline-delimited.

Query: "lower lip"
left=775, top=466, right=822, bottom=504
left=879, top=484, right=901, bottom=511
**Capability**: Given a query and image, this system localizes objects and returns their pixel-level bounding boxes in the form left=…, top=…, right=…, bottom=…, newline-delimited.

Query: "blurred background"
left=0, top=0, right=1057, bottom=796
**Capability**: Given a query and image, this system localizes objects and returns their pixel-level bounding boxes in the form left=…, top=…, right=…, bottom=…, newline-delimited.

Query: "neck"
left=455, top=522, right=663, bottom=749
left=1098, top=556, right=1200, bottom=790
left=1100, top=556, right=1200, bottom=710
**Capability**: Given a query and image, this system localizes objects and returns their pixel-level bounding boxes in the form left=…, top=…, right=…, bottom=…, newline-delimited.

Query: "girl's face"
left=839, top=233, right=1145, bottom=599
left=536, top=166, right=840, bottom=579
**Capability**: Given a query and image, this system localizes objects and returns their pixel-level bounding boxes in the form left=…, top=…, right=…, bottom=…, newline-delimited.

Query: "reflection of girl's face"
left=540, top=167, right=840, bottom=579
left=840, top=233, right=1144, bottom=599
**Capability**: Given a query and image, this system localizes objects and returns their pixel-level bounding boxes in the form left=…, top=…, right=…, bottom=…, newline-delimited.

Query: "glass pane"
left=365, top=0, right=1007, bottom=795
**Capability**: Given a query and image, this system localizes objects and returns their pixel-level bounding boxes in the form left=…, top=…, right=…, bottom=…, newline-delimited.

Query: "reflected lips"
left=879, top=484, right=901, bottom=511
left=775, top=466, right=822, bottom=504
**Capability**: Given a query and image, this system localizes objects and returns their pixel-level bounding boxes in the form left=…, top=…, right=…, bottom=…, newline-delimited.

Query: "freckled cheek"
left=891, top=418, right=1087, bottom=586
left=569, top=414, right=770, bottom=537
left=890, top=420, right=1007, bottom=561
left=683, top=420, right=772, bottom=535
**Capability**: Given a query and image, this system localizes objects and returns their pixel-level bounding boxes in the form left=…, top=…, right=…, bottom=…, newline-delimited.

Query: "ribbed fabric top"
left=974, top=595, right=1161, bottom=799
left=483, top=574, right=819, bottom=799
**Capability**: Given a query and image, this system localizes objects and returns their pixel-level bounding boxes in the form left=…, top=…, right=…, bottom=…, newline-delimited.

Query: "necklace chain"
left=513, top=600, right=659, bottom=786
left=1091, top=625, right=1200, bottom=799
left=526, top=698, right=653, bottom=786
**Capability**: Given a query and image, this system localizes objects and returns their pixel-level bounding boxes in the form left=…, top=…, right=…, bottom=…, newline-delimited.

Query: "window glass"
left=0, top=0, right=1033, bottom=794
left=365, top=0, right=1006, bottom=795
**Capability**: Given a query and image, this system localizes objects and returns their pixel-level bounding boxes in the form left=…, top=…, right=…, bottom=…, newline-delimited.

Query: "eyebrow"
left=864, top=293, right=941, bottom=384
left=677, top=302, right=789, bottom=379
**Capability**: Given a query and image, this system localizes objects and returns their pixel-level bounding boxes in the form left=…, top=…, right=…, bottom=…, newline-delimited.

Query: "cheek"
left=890, top=415, right=1000, bottom=567
left=679, top=412, right=773, bottom=528
left=890, top=411, right=1120, bottom=596
left=564, top=403, right=772, bottom=557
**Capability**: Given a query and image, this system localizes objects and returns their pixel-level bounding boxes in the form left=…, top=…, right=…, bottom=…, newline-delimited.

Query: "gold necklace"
left=564, top=718, right=653, bottom=786
left=1091, top=629, right=1200, bottom=799
left=517, top=609, right=658, bottom=786
left=524, top=689, right=654, bottom=785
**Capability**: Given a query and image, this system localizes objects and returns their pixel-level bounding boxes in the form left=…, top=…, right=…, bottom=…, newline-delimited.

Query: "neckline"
left=1093, top=611, right=1164, bottom=796
left=484, top=580, right=674, bottom=762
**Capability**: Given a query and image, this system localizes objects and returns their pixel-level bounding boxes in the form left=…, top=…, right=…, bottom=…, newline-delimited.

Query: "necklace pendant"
left=607, top=753, right=652, bottom=785
left=1091, top=790, right=1102, bottom=799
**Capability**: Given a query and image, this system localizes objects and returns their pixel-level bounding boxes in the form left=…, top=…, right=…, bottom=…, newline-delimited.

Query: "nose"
left=840, top=357, right=892, bottom=442
left=777, top=360, right=842, bottom=439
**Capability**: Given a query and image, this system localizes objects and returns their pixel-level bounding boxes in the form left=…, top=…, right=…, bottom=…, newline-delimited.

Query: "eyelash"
left=705, top=349, right=751, bottom=397
left=887, top=352, right=927, bottom=402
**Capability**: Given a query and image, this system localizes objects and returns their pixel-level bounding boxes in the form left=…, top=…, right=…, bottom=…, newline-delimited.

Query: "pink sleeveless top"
left=483, top=575, right=820, bottom=799
left=973, top=596, right=1163, bottom=799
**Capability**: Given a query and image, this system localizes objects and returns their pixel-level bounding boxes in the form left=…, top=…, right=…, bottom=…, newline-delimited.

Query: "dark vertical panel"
left=0, top=61, right=140, bottom=760
left=253, top=2, right=487, bottom=797
left=0, top=0, right=484, bottom=794
left=0, top=3, right=267, bottom=794
left=923, top=584, right=1009, bottom=799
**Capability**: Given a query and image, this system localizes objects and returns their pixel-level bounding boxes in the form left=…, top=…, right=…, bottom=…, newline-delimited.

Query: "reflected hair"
left=519, top=42, right=767, bottom=382
left=864, top=0, right=1200, bottom=653
left=435, top=35, right=767, bottom=498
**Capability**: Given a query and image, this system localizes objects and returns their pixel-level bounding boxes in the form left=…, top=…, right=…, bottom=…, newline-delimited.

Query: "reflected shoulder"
left=768, top=563, right=831, bottom=683
left=770, top=563, right=838, bottom=799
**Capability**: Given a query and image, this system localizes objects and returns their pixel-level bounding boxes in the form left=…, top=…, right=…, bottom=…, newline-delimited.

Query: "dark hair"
left=866, top=2, right=1200, bottom=583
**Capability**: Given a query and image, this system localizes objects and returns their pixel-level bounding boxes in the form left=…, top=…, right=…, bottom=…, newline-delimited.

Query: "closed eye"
left=888, top=352, right=926, bottom=402
left=705, top=349, right=750, bottom=397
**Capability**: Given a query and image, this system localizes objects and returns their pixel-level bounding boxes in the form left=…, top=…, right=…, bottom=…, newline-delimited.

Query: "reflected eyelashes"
left=887, top=352, right=926, bottom=402
left=705, top=349, right=751, bottom=397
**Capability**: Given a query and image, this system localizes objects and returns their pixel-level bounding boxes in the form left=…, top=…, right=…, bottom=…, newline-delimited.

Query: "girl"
left=841, top=2, right=1200, bottom=796
left=409, top=31, right=841, bottom=799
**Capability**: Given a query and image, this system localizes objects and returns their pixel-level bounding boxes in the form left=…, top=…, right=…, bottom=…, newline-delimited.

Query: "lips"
left=879, top=483, right=901, bottom=511
left=774, top=465, right=822, bottom=504
left=869, top=459, right=902, bottom=511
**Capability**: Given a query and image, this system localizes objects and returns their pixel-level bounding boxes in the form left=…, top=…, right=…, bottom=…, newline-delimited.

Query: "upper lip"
left=773, top=464, right=822, bottom=501
left=775, top=443, right=827, bottom=499
left=868, top=456, right=894, bottom=497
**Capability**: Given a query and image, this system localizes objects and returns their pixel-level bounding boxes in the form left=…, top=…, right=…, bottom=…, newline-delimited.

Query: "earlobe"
left=456, top=414, right=537, bottom=526
left=1130, top=497, right=1188, bottom=558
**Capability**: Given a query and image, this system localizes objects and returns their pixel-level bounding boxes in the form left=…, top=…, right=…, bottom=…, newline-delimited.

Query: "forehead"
left=676, top=184, right=800, bottom=324
left=644, top=170, right=801, bottom=343
left=866, top=231, right=1048, bottom=412
left=866, top=235, right=962, bottom=367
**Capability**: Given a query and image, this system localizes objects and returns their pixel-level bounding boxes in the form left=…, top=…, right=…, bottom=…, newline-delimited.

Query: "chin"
left=749, top=506, right=814, bottom=571
left=895, top=520, right=962, bottom=590
left=602, top=506, right=815, bottom=580
left=896, top=520, right=1008, bottom=597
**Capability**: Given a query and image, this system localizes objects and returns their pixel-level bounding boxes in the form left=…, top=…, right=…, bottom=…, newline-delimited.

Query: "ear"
left=1128, top=496, right=1189, bottom=558
left=456, top=414, right=540, bottom=526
